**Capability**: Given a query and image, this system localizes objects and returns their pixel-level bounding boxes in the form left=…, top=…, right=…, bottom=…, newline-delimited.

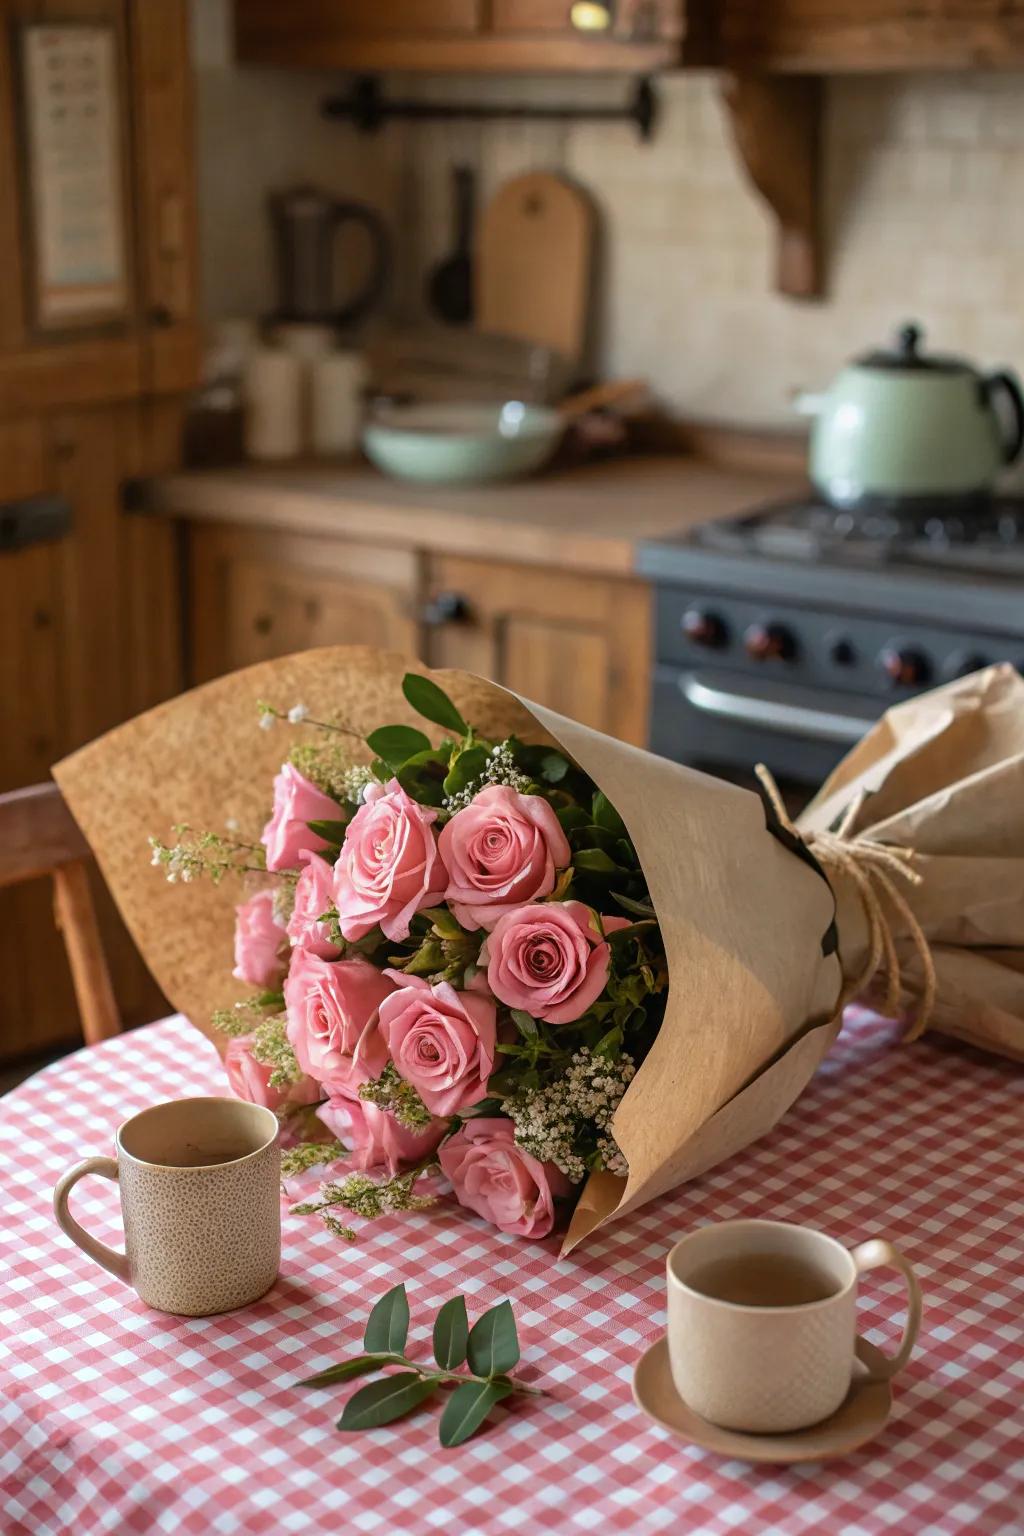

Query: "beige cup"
left=666, top=1219, right=922, bottom=1433
left=54, top=1097, right=281, bottom=1316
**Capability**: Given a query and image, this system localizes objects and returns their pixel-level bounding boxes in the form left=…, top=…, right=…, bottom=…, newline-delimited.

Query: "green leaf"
left=297, top=1353, right=401, bottom=1387
left=254, top=989, right=284, bottom=1008
left=611, top=891, right=657, bottom=918
left=438, top=1378, right=514, bottom=1448
left=364, top=1283, right=410, bottom=1354
left=421, top=907, right=465, bottom=941
left=573, top=848, right=621, bottom=874
left=402, top=674, right=468, bottom=737
left=443, top=745, right=488, bottom=797
left=606, top=919, right=657, bottom=945
left=337, top=1372, right=439, bottom=1431
left=555, top=805, right=589, bottom=833
left=592, top=791, right=626, bottom=836
left=366, top=725, right=432, bottom=770
left=307, top=818, right=350, bottom=843
left=466, top=1300, right=520, bottom=1377
left=396, top=750, right=449, bottom=808
left=432, top=1295, right=469, bottom=1370
left=539, top=751, right=569, bottom=785
left=510, top=1009, right=538, bottom=1037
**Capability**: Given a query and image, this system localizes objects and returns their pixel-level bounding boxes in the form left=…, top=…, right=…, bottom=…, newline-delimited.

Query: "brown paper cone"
left=55, top=646, right=843, bottom=1255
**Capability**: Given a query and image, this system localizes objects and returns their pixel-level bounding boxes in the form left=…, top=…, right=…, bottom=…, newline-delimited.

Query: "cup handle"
left=851, top=1238, right=922, bottom=1382
left=53, top=1157, right=130, bottom=1283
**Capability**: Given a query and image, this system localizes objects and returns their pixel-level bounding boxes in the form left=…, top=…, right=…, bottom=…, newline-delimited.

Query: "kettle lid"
left=854, top=322, right=971, bottom=375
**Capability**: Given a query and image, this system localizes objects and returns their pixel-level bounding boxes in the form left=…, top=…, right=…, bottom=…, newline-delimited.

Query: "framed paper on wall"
left=18, top=21, right=130, bottom=331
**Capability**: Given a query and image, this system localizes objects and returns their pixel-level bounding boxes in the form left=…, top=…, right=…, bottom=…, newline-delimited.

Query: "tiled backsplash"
left=192, top=5, right=1024, bottom=428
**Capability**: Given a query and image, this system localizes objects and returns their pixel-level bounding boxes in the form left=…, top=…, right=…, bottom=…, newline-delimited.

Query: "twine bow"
left=755, top=764, right=937, bottom=1042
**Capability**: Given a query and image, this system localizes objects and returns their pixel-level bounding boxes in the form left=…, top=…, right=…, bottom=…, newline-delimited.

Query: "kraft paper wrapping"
left=54, top=649, right=1022, bottom=1254
left=799, top=663, right=1024, bottom=1063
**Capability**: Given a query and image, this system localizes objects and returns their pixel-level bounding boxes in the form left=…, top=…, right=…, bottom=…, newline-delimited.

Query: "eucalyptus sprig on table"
left=297, top=1284, right=541, bottom=1448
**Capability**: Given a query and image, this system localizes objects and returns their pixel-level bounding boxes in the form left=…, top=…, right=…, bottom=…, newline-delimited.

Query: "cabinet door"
left=190, top=524, right=424, bottom=683
left=424, top=555, right=650, bottom=746
left=491, top=0, right=684, bottom=45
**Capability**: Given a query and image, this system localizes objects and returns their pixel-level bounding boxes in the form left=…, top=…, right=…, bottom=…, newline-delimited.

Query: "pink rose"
left=378, top=975, right=496, bottom=1117
left=224, top=1033, right=320, bottom=1113
left=316, top=1096, right=446, bottom=1176
left=439, top=1118, right=571, bottom=1239
left=284, top=949, right=395, bottom=1097
left=482, top=901, right=628, bottom=1024
left=333, top=779, right=446, bottom=942
left=438, top=786, right=570, bottom=931
left=288, top=850, right=340, bottom=959
left=232, top=888, right=288, bottom=988
left=261, top=763, right=344, bottom=873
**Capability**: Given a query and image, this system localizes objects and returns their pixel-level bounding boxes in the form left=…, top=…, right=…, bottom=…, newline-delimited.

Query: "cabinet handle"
left=421, top=592, right=471, bottom=627
left=570, top=2, right=613, bottom=31
left=0, top=495, right=72, bottom=553
left=254, top=613, right=274, bottom=636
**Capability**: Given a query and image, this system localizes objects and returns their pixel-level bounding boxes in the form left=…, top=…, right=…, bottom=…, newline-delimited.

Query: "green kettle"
left=796, top=323, right=1024, bottom=510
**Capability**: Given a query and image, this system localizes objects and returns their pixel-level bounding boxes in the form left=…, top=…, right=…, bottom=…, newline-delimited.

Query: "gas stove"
left=638, top=491, right=1024, bottom=798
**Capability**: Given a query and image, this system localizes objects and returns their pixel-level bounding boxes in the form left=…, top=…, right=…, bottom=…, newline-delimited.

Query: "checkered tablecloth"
left=1, top=1010, right=1022, bottom=1536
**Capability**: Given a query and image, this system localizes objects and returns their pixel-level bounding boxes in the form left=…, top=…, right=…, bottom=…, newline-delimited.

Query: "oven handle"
left=679, top=673, right=876, bottom=745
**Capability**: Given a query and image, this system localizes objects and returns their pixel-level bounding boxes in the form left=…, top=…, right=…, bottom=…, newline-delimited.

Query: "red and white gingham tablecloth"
left=1, top=1008, right=1022, bottom=1536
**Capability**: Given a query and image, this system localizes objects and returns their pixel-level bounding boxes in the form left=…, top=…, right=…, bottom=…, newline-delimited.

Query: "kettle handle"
left=330, top=202, right=390, bottom=327
left=983, top=370, right=1024, bottom=465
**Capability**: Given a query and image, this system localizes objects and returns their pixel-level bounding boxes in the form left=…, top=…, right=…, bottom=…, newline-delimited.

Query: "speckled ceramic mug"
left=667, top=1219, right=922, bottom=1433
left=53, top=1097, right=281, bottom=1316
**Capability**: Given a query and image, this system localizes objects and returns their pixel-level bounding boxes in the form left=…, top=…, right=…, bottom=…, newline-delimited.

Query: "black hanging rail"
left=322, top=75, right=658, bottom=143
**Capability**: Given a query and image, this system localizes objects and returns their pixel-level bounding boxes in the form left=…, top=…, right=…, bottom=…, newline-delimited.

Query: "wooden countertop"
left=143, top=456, right=806, bottom=577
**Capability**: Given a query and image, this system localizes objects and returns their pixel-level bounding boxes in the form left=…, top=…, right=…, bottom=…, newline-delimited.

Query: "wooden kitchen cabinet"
left=0, top=1, right=198, bottom=1061
left=189, top=524, right=424, bottom=683
left=423, top=554, right=651, bottom=746
left=235, top=0, right=687, bottom=72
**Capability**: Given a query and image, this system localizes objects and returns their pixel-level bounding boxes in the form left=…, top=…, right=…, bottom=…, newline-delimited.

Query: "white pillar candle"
left=311, top=351, right=367, bottom=458
left=243, top=348, right=303, bottom=460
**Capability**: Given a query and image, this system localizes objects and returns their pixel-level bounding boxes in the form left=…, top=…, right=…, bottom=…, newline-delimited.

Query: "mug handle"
left=53, top=1157, right=130, bottom=1282
left=851, top=1238, right=922, bottom=1382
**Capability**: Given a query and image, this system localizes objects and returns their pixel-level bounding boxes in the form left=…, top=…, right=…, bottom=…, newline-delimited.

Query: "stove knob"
left=828, top=635, right=856, bottom=668
left=943, top=650, right=989, bottom=680
left=682, top=607, right=728, bottom=649
left=879, top=646, right=931, bottom=688
left=744, top=622, right=795, bottom=662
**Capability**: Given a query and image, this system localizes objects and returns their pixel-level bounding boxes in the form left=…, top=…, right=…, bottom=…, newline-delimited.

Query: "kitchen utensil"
left=796, top=322, right=1024, bottom=510
left=361, top=380, right=645, bottom=485
left=311, top=351, right=368, bottom=457
left=366, top=324, right=575, bottom=404
left=362, top=400, right=563, bottom=485
left=269, top=185, right=389, bottom=326
left=243, top=347, right=303, bottom=460
left=632, top=1334, right=893, bottom=1464
left=53, top=1097, right=280, bottom=1316
left=426, top=165, right=475, bottom=326
left=475, top=172, right=594, bottom=363
left=666, top=1219, right=920, bottom=1433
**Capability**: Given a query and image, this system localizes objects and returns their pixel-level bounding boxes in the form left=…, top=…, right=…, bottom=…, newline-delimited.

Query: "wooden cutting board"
left=475, top=172, right=594, bottom=364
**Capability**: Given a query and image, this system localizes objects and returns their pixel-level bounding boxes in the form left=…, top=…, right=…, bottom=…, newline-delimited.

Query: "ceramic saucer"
left=632, top=1335, right=893, bottom=1464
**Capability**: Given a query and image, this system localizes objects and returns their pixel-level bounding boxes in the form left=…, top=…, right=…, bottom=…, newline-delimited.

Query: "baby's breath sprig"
left=504, top=1049, right=635, bottom=1183
left=358, top=1063, right=435, bottom=1130
left=257, top=700, right=363, bottom=740
left=280, top=1140, right=347, bottom=1178
left=249, top=1015, right=303, bottom=1089
left=210, top=994, right=281, bottom=1037
left=149, top=825, right=272, bottom=885
left=442, top=740, right=531, bottom=813
left=292, top=1159, right=440, bottom=1231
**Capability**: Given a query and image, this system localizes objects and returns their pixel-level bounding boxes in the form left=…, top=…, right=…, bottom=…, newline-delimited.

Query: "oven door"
left=650, top=666, right=881, bottom=802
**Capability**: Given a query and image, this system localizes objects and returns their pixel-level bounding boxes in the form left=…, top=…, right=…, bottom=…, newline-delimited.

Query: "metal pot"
left=796, top=323, right=1024, bottom=510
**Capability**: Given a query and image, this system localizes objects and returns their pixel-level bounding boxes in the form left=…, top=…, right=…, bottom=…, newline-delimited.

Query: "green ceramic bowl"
left=363, top=401, right=563, bottom=485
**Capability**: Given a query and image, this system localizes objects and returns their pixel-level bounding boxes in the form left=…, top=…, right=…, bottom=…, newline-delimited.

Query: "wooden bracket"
left=720, top=74, right=823, bottom=300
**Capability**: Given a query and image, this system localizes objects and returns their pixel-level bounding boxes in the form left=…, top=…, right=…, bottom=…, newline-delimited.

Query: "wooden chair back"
left=0, top=782, right=120, bottom=1046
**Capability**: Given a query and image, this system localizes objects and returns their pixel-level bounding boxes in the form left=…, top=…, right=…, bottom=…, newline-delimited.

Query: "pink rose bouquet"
left=154, top=674, right=667, bottom=1241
